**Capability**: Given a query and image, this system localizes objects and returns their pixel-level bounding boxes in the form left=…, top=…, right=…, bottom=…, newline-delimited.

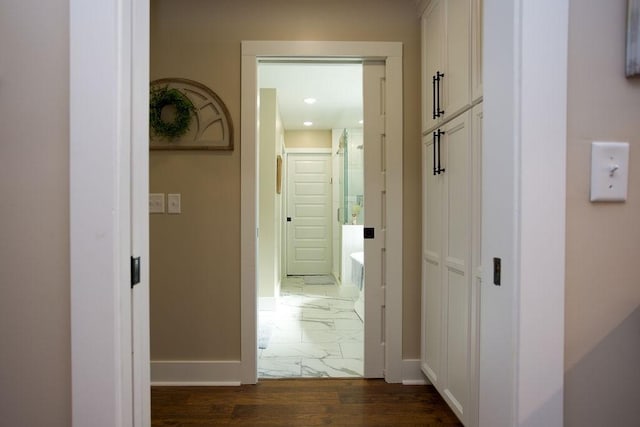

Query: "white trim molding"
left=241, top=41, right=403, bottom=384
left=151, top=361, right=242, bottom=386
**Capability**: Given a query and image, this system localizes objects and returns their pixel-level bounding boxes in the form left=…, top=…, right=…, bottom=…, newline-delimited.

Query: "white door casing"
left=130, top=0, right=151, bottom=424
left=286, top=153, right=332, bottom=275
left=241, top=41, right=404, bottom=384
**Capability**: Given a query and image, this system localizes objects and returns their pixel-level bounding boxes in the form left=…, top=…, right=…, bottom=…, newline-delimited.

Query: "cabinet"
left=421, top=0, right=472, bottom=132
left=422, top=111, right=476, bottom=422
left=420, top=0, right=482, bottom=425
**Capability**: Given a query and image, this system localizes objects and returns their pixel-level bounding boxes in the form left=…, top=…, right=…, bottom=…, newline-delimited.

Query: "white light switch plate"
left=590, top=142, right=629, bottom=202
left=167, top=193, right=181, bottom=214
left=149, top=193, right=165, bottom=213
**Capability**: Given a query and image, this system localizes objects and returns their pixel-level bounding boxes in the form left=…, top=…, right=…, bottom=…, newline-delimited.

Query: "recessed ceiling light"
left=359, top=119, right=364, bottom=124
left=303, top=121, right=313, bottom=126
left=304, top=98, right=317, bottom=104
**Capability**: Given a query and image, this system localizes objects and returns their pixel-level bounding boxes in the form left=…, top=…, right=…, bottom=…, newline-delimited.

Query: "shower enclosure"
left=333, top=128, right=365, bottom=319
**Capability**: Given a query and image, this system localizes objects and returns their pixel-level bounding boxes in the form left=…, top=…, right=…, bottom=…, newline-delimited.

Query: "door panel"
left=445, top=269, right=469, bottom=413
left=422, top=0, right=445, bottom=131
left=286, top=154, right=332, bottom=275
left=444, top=0, right=471, bottom=119
left=363, top=61, right=386, bottom=378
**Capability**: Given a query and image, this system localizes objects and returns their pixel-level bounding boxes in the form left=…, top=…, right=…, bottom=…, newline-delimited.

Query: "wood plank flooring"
left=152, top=379, right=462, bottom=426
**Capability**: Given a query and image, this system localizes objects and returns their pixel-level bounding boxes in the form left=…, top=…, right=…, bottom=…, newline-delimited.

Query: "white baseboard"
left=151, top=359, right=427, bottom=386
left=151, top=360, right=242, bottom=386
left=402, top=359, right=430, bottom=385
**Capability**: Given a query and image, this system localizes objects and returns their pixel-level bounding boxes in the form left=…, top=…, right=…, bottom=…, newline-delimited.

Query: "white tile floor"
left=258, top=275, right=364, bottom=378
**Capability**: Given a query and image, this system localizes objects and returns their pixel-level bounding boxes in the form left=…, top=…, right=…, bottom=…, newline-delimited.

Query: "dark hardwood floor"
left=152, top=379, right=462, bottom=426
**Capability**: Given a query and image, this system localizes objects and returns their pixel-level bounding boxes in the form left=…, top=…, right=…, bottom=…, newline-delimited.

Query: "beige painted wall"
left=150, top=0, right=422, bottom=361
left=565, top=0, right=640, bottom=424
left=0, top=1, right=71, bottom=425
left=285, top=130, right=332, bottom=149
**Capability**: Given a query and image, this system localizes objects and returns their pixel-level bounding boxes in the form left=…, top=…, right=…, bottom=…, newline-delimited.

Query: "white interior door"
left=286, top=153, right=332, bottom=275
left=363, top=61, right=386, bottom=377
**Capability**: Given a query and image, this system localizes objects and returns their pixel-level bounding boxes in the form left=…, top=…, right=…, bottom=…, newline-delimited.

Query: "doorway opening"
left=241, top=41, right=404, bottom=385
left=256, top=62, right=366, bottom=378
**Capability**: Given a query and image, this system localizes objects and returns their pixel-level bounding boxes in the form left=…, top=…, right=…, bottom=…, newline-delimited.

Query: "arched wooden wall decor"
left=150, top=78, right=233, bottom=150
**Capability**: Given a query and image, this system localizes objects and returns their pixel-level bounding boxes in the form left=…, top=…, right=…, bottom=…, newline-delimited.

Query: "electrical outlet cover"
left=590, top=142, right=629, bottom=202
left=167, top=193, right=181, bottom=214
left=149, top=193, right=165, bottom=213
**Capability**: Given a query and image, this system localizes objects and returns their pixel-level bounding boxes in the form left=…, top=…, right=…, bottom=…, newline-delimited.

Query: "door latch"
left=131, top=256, right=141, bottom=288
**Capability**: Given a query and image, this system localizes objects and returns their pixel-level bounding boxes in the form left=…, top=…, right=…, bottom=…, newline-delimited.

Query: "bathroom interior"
left=257, top=62, right=367, bottom=378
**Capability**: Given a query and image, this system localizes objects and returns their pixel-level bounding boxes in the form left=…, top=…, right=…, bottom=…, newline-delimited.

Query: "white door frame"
left=70, top=0, right=150, bottom=425
left=241, top=41, right=404, bottom=384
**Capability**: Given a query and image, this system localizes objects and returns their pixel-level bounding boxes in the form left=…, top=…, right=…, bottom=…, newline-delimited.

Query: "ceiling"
left=258, top=61, right=363, bottom=131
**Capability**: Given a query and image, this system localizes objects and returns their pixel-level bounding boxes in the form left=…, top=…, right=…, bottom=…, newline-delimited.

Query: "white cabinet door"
left=441, top=112, right=471, bottom=421
left=422, top=0, right=445, bottom=132
left=422, top=131, right=444, bottom=384
left=421, top=0, right=471, bottom=132
left=422, top=111, right=477, bottom=425
left=444, top=0, right=472, bottom=120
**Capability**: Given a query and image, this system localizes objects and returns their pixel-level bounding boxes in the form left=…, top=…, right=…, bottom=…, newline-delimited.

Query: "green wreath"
left=149, top=86, right=195, bottom=140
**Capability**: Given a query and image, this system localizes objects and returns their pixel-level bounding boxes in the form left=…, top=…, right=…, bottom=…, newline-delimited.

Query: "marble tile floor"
left=258, top=275, right=364, bottom=379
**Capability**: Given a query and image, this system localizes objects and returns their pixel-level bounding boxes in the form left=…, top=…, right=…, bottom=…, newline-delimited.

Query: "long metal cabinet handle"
left=436, top=129, right=446, bottom=174
left=432, top=131, right=438, bottom=175
left=432, top=75, right=437, bottom=120
left=436, top=71, right=445, bottom=118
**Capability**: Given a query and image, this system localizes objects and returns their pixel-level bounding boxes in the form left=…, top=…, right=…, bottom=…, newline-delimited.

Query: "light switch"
left=590, top=142, right=629, bottom=202
left=167, top=193, right=181, bottom=214
left=149, top=193, right=165, bottom=213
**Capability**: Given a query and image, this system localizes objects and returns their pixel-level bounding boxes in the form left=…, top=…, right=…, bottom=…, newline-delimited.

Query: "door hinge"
left=131, top=256, right=141, bottom=288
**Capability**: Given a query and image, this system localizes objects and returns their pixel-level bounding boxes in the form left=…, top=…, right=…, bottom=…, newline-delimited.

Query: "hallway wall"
left=149, top=0, right=422, bottom=362
left=565, top=0, right=640, bottom=424
left=285, top=130, right=332, bottom=149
